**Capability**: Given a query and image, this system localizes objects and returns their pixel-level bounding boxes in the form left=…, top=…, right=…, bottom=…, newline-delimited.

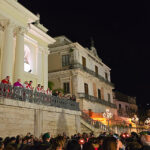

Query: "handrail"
left=81, top=111, right=109, bottom=131
left=0, top=83, right=80, bottom=111
left=78, top=93, right=117, bottom=109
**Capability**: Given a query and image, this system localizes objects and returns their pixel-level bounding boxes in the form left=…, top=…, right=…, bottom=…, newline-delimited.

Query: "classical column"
left=14, top=27, right=25, bottom=82
left=43, top=50, right=49, bottom=89
left=1, top=22, right=15, bottom=83
left=37, top=48, right=43, bottom=84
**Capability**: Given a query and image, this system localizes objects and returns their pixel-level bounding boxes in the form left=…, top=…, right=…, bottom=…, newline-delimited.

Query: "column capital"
left=6, top=21, right=16, bottom=30
left=16, top=26, right=27, bottom=35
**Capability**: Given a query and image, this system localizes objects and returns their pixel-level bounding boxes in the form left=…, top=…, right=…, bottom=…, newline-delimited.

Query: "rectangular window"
left=62, top=55, right=70, bottom=67
left=63, top=82, right=70, bottom=93
left=126, top=106, right=128, bottom=111
left=95, top=65, right=98, bottom=76
left=84, top=83, right=89, bottom=95
left=119, top=104, right=121, bottom=109
left=108, top=93, right=111, bottom=102
left=105, top=72, right=108, bottom=80
left=82, top=56, right=86, bottom=68
left=98, top=89, right=101, bottom=99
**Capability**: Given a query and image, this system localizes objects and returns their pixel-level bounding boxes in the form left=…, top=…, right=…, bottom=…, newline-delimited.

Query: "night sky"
left=19, top=0, right=150, bottom=108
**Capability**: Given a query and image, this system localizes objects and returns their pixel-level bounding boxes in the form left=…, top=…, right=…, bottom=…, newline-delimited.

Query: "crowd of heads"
left=1, top=76, right=76, bottom=101
left=0, top=131, right=150, bottom=150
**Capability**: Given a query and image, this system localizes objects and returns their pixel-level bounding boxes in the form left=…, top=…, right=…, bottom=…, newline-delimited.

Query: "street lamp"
left=145, top=118, right=150, bottom=126
left=103, top=109, right=113, bottom=131
left=131, top=115, right=139, bottom=123
left=131, top=115, right=139, bottom=132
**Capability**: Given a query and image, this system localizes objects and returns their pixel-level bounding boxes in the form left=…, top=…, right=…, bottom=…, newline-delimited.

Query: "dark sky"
left=19, top=0, right=150, bottom=107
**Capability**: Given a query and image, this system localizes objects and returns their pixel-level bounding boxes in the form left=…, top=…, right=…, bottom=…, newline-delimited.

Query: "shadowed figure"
left=56, top=110, right=69, bottom=136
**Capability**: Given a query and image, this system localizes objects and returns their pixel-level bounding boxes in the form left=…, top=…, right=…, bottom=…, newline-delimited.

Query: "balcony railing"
left=81, top=111, right=109, bottom=131
left=0, top=83, right=80, bottom=111
left=70, top=63, right=114, bottom=87
left=78, top=93, right=117, bottom=109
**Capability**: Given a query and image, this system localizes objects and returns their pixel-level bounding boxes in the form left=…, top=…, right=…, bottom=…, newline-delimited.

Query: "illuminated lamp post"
left=145, top=118, right=150, bottom=127
left=131, top=115, right=139, bottom=132
left=103, top=109, right=113, bottom=132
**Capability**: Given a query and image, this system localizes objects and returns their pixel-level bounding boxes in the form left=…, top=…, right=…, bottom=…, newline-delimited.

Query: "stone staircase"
left=81, top=111, right=109, bottom=135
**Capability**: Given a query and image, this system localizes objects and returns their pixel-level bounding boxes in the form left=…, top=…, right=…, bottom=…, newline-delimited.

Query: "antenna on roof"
left=90, top=37, right=95, bottom=48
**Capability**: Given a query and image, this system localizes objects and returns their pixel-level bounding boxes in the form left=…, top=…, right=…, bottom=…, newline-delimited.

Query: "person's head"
left=10, top=137, right=16, bottom=144
left=41, top=86, right=44, bottom=89
left=5, top=144, right=16, bottom=150
left=140, top=134, right=150, bottom=146
left=6, top=76, right=10, bottom=81
left=42, top=133, right=51, bottom=143
left=55, top=90, right=58, bottom=94
left=0, top=142, right=4, bottom=150
left=102, top=137, right=117, bottom=150
left=16, top=135, right=22, bottom=144
left=98, top=136, right=104, bottom=146
left=37, top=84, right=41, bottom=87
left=17, top=79, right=21, bottom=82
left=65, top=139, right=81, bottom=150
left=29, top=81, right=32, bottom=85
left=24, top=81, right=28, bottom=84
left=126, top=141, right=142, bottom=150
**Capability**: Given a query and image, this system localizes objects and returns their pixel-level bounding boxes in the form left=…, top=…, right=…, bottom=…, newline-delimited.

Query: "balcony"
left=70, top=63, right=114, bottom=87
left=0, top=83, right=80, bottom=111
left=78, top=93, right=117, bottom=109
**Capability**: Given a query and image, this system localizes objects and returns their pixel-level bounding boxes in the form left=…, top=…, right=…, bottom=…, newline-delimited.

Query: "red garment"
left=1, top=79, right=9, bottom=84
left=36, top=87, right=41, bottom=92
left=26, top=84, right=32, bottom=90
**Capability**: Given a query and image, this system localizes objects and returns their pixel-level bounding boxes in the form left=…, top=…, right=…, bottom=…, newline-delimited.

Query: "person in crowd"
left=101, top=136, right=118, bottom=150
left=140, top=131, right=150, bottom=150
left=40, top=86, right=45, bottom=93
left=65, top=139, right=81, bottom=150
left=1, top=76, right=10, bottom=84
left=13, top=79, right=23, bottom=87
left=9, top=137, right=16, bottom=144
left=23, top=81, right=28, bottom=89
left=27, top=81, right=33, bottom=90
left=71, top=95, right=76, bottom=101
left=35, top=84, right=41, bottom=92
left=46, top=88, right=52, bottom=96
left=53, top=90, right=59, bottom=97
left=42, top=132, right=51, bottom=145
left=0, top=142, right=4, bottom=150
left=58, top=92, right=63, bottom=98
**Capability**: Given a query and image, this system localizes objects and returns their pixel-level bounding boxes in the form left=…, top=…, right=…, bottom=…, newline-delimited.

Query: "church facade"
left=0, top=0, right=55, bottom=88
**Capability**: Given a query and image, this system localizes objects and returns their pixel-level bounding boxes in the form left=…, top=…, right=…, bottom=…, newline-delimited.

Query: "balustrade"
left=0, top=83, right=80, bottom=111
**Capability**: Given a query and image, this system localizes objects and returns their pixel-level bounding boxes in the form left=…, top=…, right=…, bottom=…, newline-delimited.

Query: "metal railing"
left=0, top=83, right=80, bottom=111
left=70, top=63, right=114, bottom=87
left=78, top=93, right=117, bottom=109
left=81, top=111, right=109, bottom=131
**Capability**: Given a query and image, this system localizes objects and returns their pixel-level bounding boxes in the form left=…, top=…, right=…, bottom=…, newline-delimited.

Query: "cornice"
left=29, top=24, right=55, bottom=44
left=5, top=0, right=38, bottom=23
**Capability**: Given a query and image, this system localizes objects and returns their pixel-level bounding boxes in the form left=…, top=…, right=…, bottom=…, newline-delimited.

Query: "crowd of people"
left=1, top=76, right=76, bottom=101
left=0, top=131, right=150, bottom=150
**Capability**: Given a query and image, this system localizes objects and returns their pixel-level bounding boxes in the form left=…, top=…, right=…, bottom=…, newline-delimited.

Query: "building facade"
left=113, top=91, right=138, bottom=118
left=48, top=36, right=117, bottom=116
left=0, top=0, right=55, bottom=89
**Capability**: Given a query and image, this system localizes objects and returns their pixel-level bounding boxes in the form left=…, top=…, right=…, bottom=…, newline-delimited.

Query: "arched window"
left=24, top=45, right=32, bottom=72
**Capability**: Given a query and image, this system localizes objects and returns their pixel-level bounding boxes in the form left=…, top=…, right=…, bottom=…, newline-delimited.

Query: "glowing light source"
left=24, top=62, right=31, bottom=72
left=145, top=118, right=150, bottom=126
left=131, top=115, right=139, bottom=123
